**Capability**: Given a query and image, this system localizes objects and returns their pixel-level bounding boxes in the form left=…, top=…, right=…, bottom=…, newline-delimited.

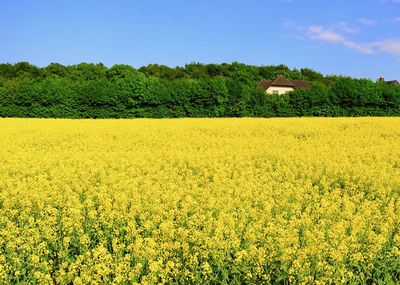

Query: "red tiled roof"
left=257, top=79, right=272, bottom=90
left=271, top=76, right=295, bottom=87
left=291, top=80, right=310, bottom=89
left=258, top=76, right=310, bottom=90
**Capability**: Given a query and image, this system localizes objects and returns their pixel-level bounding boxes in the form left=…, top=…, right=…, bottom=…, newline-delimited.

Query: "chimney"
left=379, top=77, right=385, bottom=82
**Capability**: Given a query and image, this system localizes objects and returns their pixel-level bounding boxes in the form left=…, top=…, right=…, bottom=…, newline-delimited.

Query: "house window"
left=272, top=90, right=279, bottom=95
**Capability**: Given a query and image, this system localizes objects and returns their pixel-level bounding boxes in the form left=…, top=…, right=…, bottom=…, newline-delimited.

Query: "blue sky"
left=1, top=0, right=399, bottom=80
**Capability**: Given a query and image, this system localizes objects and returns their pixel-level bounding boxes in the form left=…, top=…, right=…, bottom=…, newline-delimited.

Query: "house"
left=379, top=77, right=400, bottom=86
left=258, top=76, right=310, bottom=95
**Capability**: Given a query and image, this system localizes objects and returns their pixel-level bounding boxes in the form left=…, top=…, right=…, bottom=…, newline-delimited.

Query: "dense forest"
left=0, top=62, right=399, bottom=118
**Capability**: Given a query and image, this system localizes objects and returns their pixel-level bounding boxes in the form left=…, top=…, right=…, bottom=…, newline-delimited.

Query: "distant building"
left=258, top=76, right=310, bottom=95
left=379, top=77, right=400, bottom=86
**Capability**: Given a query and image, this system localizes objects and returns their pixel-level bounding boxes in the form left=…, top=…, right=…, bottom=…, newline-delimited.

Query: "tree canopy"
left=0, top=62, right=399, bottom=118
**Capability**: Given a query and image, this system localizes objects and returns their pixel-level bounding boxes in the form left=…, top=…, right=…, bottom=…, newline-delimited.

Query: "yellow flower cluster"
left=0, top=118, right=399, bottom=284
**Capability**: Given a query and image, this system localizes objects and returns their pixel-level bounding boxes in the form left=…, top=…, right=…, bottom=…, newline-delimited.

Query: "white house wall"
left=266, top=86, right=294, bottom=95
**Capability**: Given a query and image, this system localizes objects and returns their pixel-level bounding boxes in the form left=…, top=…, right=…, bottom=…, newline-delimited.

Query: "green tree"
left=45, top=63, right=68, bottom=78
left=69, top=63, right=107, bottom=81
left=289, top=83, right=330, bottom=116
left=300, top=68, right=324, bottom=82
left=13, top=62, right=43, bottom=79
left=0, top=63, right=16, bottom=79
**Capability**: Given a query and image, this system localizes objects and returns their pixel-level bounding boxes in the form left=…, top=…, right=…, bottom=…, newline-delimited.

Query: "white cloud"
left=307, top=26, right=344, bottom=43
left=336, top=21, right=359, bottom=34
left=357, top=18, right=376, bottom=26
left=281, top=19, right=305, bottom=31
left=305, top=25, right=400, bottom=59
left=391, top=17, right=400, bottom=23
left=343, top=40, right=375, bottom=54
left=281, top=20, right=293, bottom=28
left=372, top=39, right=400, bottom=57
left=306, top=25, right=374, bottom=54
left=285, top=20, right=400, bottom=59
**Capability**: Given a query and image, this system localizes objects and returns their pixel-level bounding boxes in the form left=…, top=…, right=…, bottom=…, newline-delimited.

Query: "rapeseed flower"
left=0, top=118, right=399, bottom=284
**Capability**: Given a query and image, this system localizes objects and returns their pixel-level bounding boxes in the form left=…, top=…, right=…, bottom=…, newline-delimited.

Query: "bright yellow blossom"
left=0, top=117, right=399, bottom=284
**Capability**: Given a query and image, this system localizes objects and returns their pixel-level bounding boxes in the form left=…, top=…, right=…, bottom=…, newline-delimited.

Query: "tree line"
left=0, top=62, right=399, bottom=118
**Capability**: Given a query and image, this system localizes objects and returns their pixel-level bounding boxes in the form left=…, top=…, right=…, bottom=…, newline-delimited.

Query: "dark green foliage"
left=139, top=64, right=186, bottom=80
left=0, top=62, right=399, bottom=118
left=13, top=62, right=44, bottom=79
left=300, top=68, right=324, bottom=82
left=44, top=63, right=68, bottom=78
left=289, top=83, right=331, bottom=116
left=0, top=63, right=17, bottom=79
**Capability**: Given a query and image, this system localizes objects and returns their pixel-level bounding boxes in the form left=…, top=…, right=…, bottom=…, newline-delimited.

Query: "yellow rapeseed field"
left=0, top=118, right=400, bottom=285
